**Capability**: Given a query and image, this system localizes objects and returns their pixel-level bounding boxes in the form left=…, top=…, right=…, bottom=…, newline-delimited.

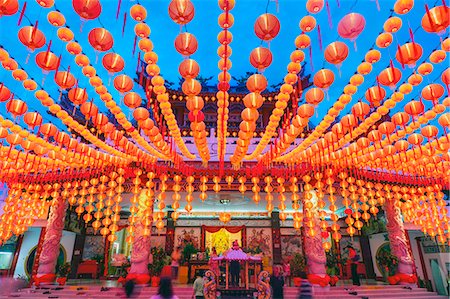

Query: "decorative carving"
left=129, top=222, right=151, bottom=274
left=257, top=270, right=271, bottom=299
left=384, top=199, right=414, bottom=275
left=37, top=197, right=67, bottom=278
left=303, top=217, right=327, bottom=276
left=203, top=270, right=217, bottom=299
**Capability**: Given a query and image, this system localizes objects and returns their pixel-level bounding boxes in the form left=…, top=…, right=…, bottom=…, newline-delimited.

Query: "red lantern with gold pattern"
left=124, top=92, right=142, bottom=109
left=73, top=0, right=102, bottom=20
left=35, top=51, right=59, bottom=73
left=305, top=88, right=324, bottom=106
left=55, top=71, right=76, bottom=90
left=6, top=99, right=27, bottom=118
left=249, top=47, right=272, bottom=70
left=102, top=53, right=124, bottom=74
left=114, top=75, right=133, bottom=94
left=68, top=87, right=88, bottom=106
left=365, top=86, right=386, bottom=107
left=18, top=26, right=46, bottom=52
left=0, top=0, right=18, bottom=16
left=421, top=84, right=444, bottom=104
left=0, top=84, right=11, bottom=102
left=254, top=13, right=280, bottom=41
left=168, top=0, right=195, bottom=25
left=421, top=5, right=449, bottom=34
left=313, top=69, right=335, bottom=90
left=179, top=59, right=199, bottom=79
left=378, top=66, right=402, bottom=88
left=396, top=42, right=422, bottom=67
left=174, top=33, right=198, bottom=56
left=24, top=111, right=43, bottom=129
left=88, top=28, right=113, bottom=52
left=324, top=41, right=349, bottom=66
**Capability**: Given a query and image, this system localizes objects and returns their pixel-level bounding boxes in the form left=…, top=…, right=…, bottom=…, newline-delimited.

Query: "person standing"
left=171, top=247, right=182, bottom=281
left=348, top=245, right=360, bottom=286
left=191, top=271, right=205, bottom=299
left=270, top=265, right=284, bottom=299
left=229, top=240, right=241, bottom=287
left=208, top=247, right=219, bottom=277
left=297, top=272, right=312, bottom=299
left=151, top=277, right=179, bottom=299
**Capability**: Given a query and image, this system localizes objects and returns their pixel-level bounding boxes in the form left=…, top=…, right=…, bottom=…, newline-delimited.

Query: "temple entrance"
left=205, top=228, right=242, bottom=255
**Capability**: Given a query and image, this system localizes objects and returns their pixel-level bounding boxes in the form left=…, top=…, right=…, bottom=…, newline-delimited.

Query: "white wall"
left=13, top=227, right=41, bottom=278
left=60, top=230, right=76, bottom=264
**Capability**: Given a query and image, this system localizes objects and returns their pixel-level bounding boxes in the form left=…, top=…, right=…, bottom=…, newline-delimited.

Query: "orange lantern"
left=306, top=0, right=324, bottom=14
left=12, top=69, right=27, bottom=81
left=123, top=92, right=142, bottom=109
left=438, top=113, right=450, bottom=128
left=168, top=0, right=195, bottom=25
left=376, top=32, right=393, bottom=48
left=57, top=27, right=74, bottom=42
left=421, top=5, right=449, bottom=34
left=174, top=33, right=198, bottom=56
left=246, top=74, right=267, bottom=93
left=24, top=112, right=43, bottom=128
left=75, top=54, right=90, bottom=67
left=391, top=111, right=409, bottom=129
left=68, top=87, right=88, bottom=106
left=2, top=58, right=18, bottom=71
left=305, top=88, right=324, bottom=106
left=365, top=49, right=381, bottom=63
left=35, top=51, right=59, bottom=73
left=217, top=30, right=233, bottom=45
left=18, top=26, right=46, bottom=52
left=357, top=62, right=372, bottom=75
left=254, top=13, right=280, bottom=41
left=36, top=0, right=54, bottom=8
left=408, top=73, right=423, bottom=86
left=295, top=34, right=311, bottom=49
left=442, top=68, right=450, bottom=87
left=102, top=53, right=124, bottom=74
left=134, top=23, right=150, bottom=38
left=73, top=0, right=102, bottom=20
left=182, top=79, right=201, bottom=96
left=429, top=50, right=446, bottom=64
left=394, top=0, right=414, bottom=15
left=88, top=28, right=113, bottom=52
left=93, top=113, right=108, bottom=128
left=130, top=4, right=147, bottom=21
left=23, top=79, right=37, bottom=91
left=66, top=42, right=82, bottom=55
left=249, top=47, right=272, bottom=70
left=396, top=42, right=422, bottom=67
left=47, top=11, right=65, bottom=26
left=313, top=69, right=334, bottom=90
left=178, top=59, right=199, bottom=79
left=0, top=0, right=19, bottom=16
left=290, top=50, right=305, bottom=63
left=421, top=84, right=444, bottom=104
left=384, top=16, right=402, bottom=32
left=243, top=93, right=263, bottom=109
left=365, top=86, right=386, bottom=107
left=113, top=75, right=133, bottom=94
left=6, top=99, right=27, bottom=117
left=378, top=66, right=402, bottom=88
left=297, top=104, right=315, bottom=118
left=324, top=41, right=349, bottom=66
left=218, top=12, right=234, bottom=29
left=143, top=52, right=158, bottom=64
left=417, top=62, right=433, bottom=75
left=299, top=15, right=316, bottom=32
left=0, top=84, right=11, bottom=102
left=138, top=38, right=153, bottom=53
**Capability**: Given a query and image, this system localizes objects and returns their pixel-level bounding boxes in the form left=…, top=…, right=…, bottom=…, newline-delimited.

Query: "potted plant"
left=290, top=253, right=306, bottom=287
left=376, top=249, right=398, bottom=281
left=56, top=263, right=71, bottom=285
left=179, top=243, right=197, bottom=284
left=148, top=248, right=168, bottom=287
left=326, top=252, right=340, bottom=286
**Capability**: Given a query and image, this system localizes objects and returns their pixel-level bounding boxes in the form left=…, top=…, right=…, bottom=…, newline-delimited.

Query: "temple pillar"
left=384, top=197, right=416, bottom=285
left=271, top=211, right=282, bottom=264
left=302, top=207, right=329, bottom=286
left=35, top=196, right=67, bottom=285
left=126, top=189, right=154, bottom=284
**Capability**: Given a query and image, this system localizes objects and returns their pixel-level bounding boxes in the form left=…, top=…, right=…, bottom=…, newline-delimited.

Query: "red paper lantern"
left=130, top=4, right=147, bottom=22
left=0, top=84, right=11, bottom=102
left=396, top=43, right=423, bottom=67
left=134, top=23, right=151, bottom=38
left=438, top=113, right=450, bottom=128
left=35, top=51, right=59, bottom=72
left=295, top=34, right=311, bottom=49
left=6, top=99, right=27, bottom=117
left=254, top=13, right=280, bottom=41
left=218, top=12, right=234, bottom=29
left=421, top=5, right=449, bottom=34
left=80, top=102, right=98, bottom=119
left=47, top=11, right=65, bottom=27
left=67, top=42, right=82, bottom=55
left=0, top=0, right=18, bottom=16
left=68, top=87, right=88, bottom=106
left=55, top=71, right=76, bottom=90
left=404, top=100, right=424, bottom=118
left=338, top=13, right=365, bottom=41
left=324, top=41, right=349, bottom=66
left=174, top=33, right=198, bottom=56
left=376, top=33, right=393, bottom=48
left=179, top=59, right=199, bottom=79
left=113, top=75, right=133, bottom=94
left=18, top=26, right=46, bottom=51
left=313, top=69, right=334, bottom=90
left=246, top=74, right=267, bottom=93
left=133, top=107, right=150, bottom=122
left=92, top=113, right=108, bottom=128
left=391, top=112, right=410, bottom=128
left=249, top=47, right=272, bottom=70
left=297, top=104, right=315, bottom=118
left=365, top=86, right=386, bottom=107
left=73, top=0, right=102, bottom=20
left=124, top=92, right=142, bottom=109
left=168, top=0, right=195, bottom=25
left=421, top=84, right=444, bottom=104
left=24, top=112, right=43, bottom=128
left=351, top=102, right=370, bottom=119
left=378, top=66, right=402, bottom=88
left=102, top=53, right=124, bottom=74
left=305, top=88, right=324, bottom=106
left=417, top=62, right=433, bottom=75
left=88, top=28, right=113, bottom=52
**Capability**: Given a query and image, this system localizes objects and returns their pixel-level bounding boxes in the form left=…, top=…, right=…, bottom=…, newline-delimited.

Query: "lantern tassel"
left=116, top=0, right=122, bottom=20
left=132, top=36, right=137, bottom=56
left=309, top=47, right=314, bottom=72
left=17, top=2, right=27, bottom=26
left=317, top=25, right=323, bottom=51
left=326, top=0, right=332, bottom=28
left=122, top=12, right=127, bottom=37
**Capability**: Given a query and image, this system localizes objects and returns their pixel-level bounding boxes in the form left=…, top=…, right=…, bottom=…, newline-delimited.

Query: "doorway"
left=430, top=259, right=447, bottom=295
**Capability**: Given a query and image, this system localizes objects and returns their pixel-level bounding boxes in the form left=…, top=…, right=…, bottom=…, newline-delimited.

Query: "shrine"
left=0, top=0, right=449, bottom=298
